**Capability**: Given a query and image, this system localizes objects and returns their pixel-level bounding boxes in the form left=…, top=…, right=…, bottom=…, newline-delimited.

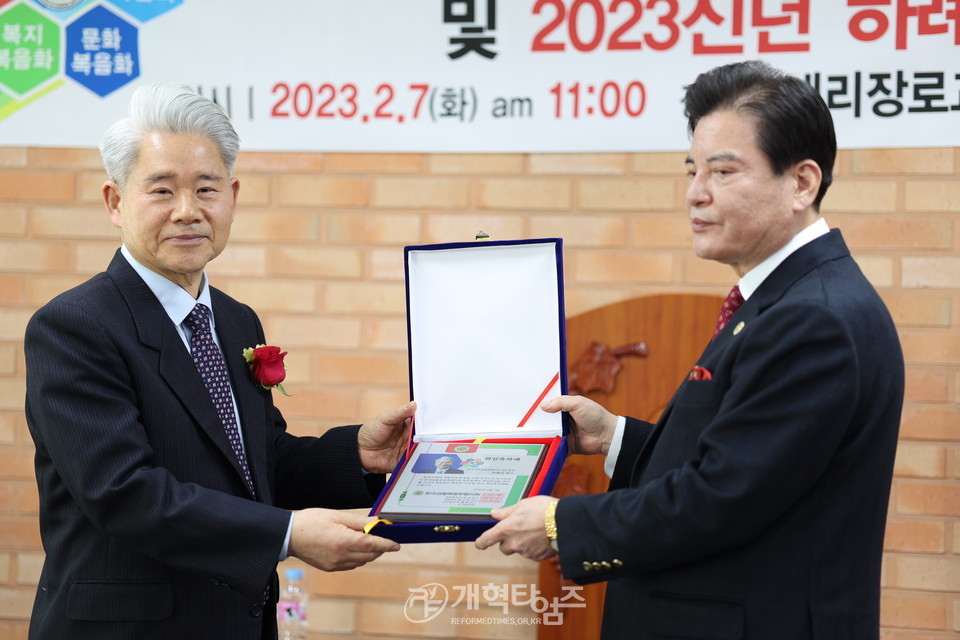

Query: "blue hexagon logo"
left=105, top=0, right=183, bottom=23
left=65, top=4, right=138, bottom=97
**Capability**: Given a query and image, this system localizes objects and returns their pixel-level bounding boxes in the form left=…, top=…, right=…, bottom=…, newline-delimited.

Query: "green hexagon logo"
left=0, top=3, right=61, bottom=96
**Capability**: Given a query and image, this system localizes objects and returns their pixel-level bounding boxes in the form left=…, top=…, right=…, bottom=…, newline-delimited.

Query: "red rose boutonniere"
left=243, top=344, right=290, bottom=395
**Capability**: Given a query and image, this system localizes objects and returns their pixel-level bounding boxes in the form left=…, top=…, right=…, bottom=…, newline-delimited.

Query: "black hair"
left=683, top=60, right=837, bottom=209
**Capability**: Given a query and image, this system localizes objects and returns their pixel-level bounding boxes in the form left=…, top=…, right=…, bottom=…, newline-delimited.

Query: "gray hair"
left=99, top=82, right=240, bottom=190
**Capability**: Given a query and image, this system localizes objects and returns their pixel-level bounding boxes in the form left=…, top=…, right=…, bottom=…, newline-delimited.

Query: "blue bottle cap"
left=285, top=568, right=303, bottom=581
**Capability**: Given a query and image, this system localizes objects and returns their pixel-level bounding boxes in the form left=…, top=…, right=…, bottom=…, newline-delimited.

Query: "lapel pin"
left=733, top=321, right=745, bottom=335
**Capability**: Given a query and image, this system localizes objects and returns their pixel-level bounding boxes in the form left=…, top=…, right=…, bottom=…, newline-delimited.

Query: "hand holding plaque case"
left=368, top=238, right=568, bottom=543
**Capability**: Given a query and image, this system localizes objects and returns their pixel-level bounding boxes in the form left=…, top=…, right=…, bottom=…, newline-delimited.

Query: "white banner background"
left=0, top=0, right=957, bottom=152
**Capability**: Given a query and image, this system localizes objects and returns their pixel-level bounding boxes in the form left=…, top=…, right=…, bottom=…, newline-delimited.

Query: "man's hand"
left=474, top=496, right=558, bottom=562
left=288, top=509, right=400, bottom=572
left=357, top=401, right=416, bottom=474
left=540, top=395, right=618, bottom=456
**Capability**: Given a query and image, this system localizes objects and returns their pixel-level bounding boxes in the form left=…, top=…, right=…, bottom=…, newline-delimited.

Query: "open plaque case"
left=368, top=238, right=568, bottom=543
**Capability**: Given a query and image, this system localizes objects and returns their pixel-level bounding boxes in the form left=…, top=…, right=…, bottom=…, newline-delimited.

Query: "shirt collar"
left=119, top=245, right=214, bottom=328
left=738, top=217, right=830, bottom=301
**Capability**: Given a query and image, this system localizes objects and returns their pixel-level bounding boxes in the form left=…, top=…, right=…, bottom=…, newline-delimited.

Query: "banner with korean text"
left=0, top=0, right=957, bottom=152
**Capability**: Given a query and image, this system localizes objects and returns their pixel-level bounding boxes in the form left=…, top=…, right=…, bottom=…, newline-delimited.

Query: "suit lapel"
left=106, top=252, right=258, bottom=497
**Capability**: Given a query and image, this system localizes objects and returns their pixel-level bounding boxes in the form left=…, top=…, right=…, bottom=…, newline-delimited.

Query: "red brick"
left=900, top=333, right=960, bottom=366
left=682, top=254, right=736, bottom=285
left=264, top=316, right=361, bottom=349
left=267, top=246, right=361, bottom=278
left=313, top=352, right=408, bottom=385
left=276, top=387, right=359, bottom=421
left=427, top=154, right=524, bottom=175
left=360, top=388, right=410, bottom=421
left=896, top=482, right=960, bottom=517
left=900, top=406, right=960, bottom=441
left=839, top=218, right=953, bottom=250
left=0, top=172, right=73, bottom=203
left=233, top=174, right=270, bottom=206
left=853, top=255, right=895, bottom=288
left=894, top=444, right=947, bottom=478
left=828, top=180, right=897, bottom=212
left=326, top=153, right=423, bottom=174
left=904, top=369, right=949, bottom=403
left=578, top=177, right=675, bottom=211
left=0, top=149, right=27, bottom=168
left=204, top=246, right=268, bottom=278
left=225, top=280, right=318, bottom=313
left=27, top=148, right=102, bottom=170
left=76, top=171, right=107, bottom=204
left=528, top=215, right=627, bottom=247
left=234, top=151, right=324, bottom=173
left=0, top=521, right=41, bottom=550
left=374, top=177, right=468, bottom=209
left=0, top=586, right=34, bottom=619
left=630, top=152, right=688, bottom=176
left=276, top=175, right=368, bottom=207
left=0, top=277, right=23, bottom=305
left=327, top=211, right=421, bottom=245
left=529, top=153, right=627, bottom=175
left=575, top=251, right=673, bottom=284
left=324, top=282, right=406, bottom=315
left=0, top=309, right=31, bottom=342
left=230, top=209, right=319, bottom=243
left=478, top=178, right=570, bottom=211
left=28, top=206, right=116, bottom=239
left=882, top=295, right=952, bottom=328
left=892, top=556, right=960, bottom=591
left=884, top=519, right=945, bottom=553
left=0, top=206, right=26, bottom=237
left=902, top=258, right=960, bottom=289
left=369, top=248, right=406, bottom=281
left=880, top=592, right=947, bottom=629
left=852, top=148, right=954, bottom=175
left=631, top=216, right=694, bottom=249
left=423, top=214, right=524, bottom=244
left=0, top=242, right=70, bottom=273
left=904, top=180, right=960, bottom=211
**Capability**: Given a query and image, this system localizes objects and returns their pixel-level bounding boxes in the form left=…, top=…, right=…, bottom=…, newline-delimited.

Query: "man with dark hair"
left=477, top=60, right=904, bottom=638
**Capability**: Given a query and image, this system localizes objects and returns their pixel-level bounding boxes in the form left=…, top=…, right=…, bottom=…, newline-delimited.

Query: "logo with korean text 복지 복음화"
left=0, top=0, right=183, bottom=121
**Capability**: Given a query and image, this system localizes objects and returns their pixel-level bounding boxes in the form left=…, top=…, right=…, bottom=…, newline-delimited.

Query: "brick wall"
left=0, top=146, right=957, bottom=639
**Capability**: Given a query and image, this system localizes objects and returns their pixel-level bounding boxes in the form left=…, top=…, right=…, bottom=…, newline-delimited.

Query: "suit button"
left=612, top=559, right=624, bottom=568
left=249, top=602, right=264, bottom=617
left=582, top=561, right=593, bottom=572
left=591, top=562, right=602, bottom=571
left=600, top=561, right=612, bottom=570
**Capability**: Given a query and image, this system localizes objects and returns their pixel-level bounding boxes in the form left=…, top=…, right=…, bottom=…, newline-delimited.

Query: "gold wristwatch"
left=544, top=499, right=559, bottom=551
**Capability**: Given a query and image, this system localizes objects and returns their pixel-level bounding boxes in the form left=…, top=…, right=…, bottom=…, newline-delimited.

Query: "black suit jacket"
left=25, top=251, right=383, bottom=640
left=557, top=230, right=904, bottom=639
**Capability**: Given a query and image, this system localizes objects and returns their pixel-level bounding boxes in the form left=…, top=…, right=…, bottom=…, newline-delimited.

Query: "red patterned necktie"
left=184, top=303, right=256, bottom=497
left=713, top=285, right=744, bottom=340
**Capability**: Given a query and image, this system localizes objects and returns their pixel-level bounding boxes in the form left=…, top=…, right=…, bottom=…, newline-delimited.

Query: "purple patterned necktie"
left=184, top=303, right=256, bottom=497
left=712, top=285, right=744, bottom=340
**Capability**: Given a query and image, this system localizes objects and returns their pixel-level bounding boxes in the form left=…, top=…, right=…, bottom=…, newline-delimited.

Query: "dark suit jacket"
left=557, top=230, right=904, bottom=639
left=24, top=251, right=384, bottom=640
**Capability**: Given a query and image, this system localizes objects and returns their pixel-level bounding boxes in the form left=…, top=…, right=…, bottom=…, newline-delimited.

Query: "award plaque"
left=369, top=238, right=568, bottom=543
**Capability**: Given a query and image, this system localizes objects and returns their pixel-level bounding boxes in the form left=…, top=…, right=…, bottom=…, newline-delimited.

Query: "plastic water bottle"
left=277, top=568, right=308, bottom=640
